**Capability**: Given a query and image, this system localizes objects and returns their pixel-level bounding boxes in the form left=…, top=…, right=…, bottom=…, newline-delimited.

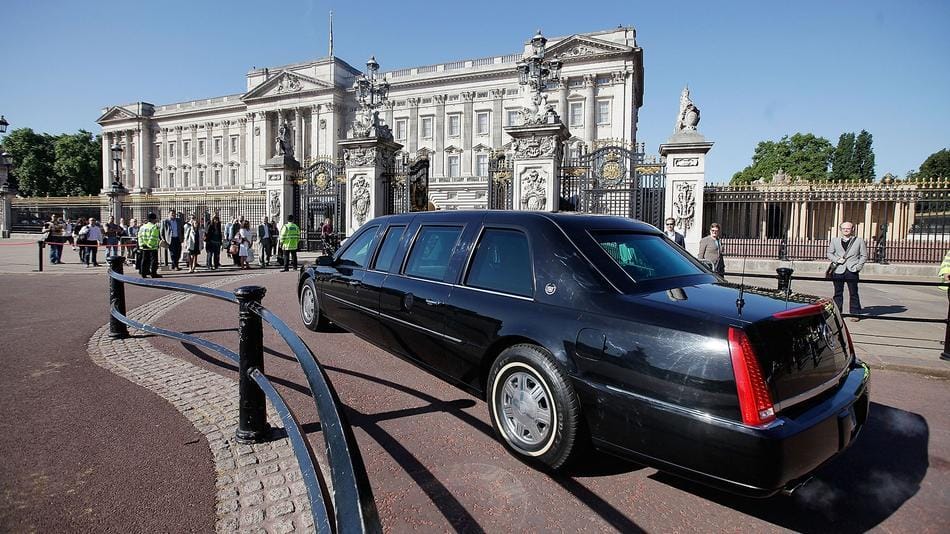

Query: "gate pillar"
left=659, top=131, right=713, bottom=255
left=262, top=154, right=301, bottom=224
left=505, top=122, right=570, bottom=212
left=339, top=137, right=403, bottom=236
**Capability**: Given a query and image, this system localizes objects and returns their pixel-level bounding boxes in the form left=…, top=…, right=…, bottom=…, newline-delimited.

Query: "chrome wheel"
left=499, top=371, right=552, bottom=447
left=301, top=285, right=315, bottom=323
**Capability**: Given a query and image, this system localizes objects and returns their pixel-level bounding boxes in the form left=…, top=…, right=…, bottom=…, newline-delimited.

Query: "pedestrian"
left=79, top=217, right=103, bottom=267
left=127, top=218, right=141, bottom=269
left=161, top=209, right=185, bottom=270
left=184, top=215, right=202, bottom=273
left=43, top=215, right=66, bottom=264
left=827, top=221, right=867, bottom=321
left=105, top=215, right=122, bottom=257
left=205, top=215, right=223, bottom=270
left=239, top=220, right=253, bottom=269
left=280, top=215, right=300, bottom=271
left=257, top=215, right=273, bottom=267
left=63, top=218, right=75, bottom=252
left=697, top=222, right=725, bottom=275
left=73, top=220, right=85, bottom=263
left=662, top=217, right=686, bottom=248
left=268, top=218, right=279, bottom=259
left=137, top=212, right=161, bottom=278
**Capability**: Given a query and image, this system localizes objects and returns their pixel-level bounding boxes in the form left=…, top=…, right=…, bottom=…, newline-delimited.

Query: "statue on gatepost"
left=276, top=119, right=294, bottom=159
left=675, top=86, right=701, bottom=132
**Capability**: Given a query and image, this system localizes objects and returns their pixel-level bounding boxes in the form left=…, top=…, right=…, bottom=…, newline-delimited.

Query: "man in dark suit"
left=697, top=222, right=725, bottom=275
left=161, top=208, right=185, bottom=270
left=662, top=217, right=686, bottom=248
left=257, top=215, right=273, bottom=267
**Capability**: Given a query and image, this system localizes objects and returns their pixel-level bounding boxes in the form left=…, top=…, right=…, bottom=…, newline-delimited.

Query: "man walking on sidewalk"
left=257, top=215, right=273, bottom=267
left=280, top=215, right=300, bottom=272
left=827, top=221, right=867, bottom=321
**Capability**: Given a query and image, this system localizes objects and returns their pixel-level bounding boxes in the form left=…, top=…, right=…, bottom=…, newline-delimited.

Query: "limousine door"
left=321, top=225, right=381, bottom=333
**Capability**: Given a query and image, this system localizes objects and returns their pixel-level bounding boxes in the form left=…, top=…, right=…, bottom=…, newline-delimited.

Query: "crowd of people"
left=41, top=209, right=323, bottom=277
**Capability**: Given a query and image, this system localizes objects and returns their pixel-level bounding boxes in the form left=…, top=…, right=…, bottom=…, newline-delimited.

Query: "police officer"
left=138, top=212, right=162, bottom=278
left=280, top=214, right=300, bottom=272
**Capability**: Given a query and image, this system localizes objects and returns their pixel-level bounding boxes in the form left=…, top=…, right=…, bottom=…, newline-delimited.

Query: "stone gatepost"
left=261, top=154, right=300, bottom=225
left=659, top=131, right=713, bottom=255
left=504, top=122, right=570, bottom=212
left=0, top=181, right=15, bottom=239
left=339, top=137, right=403, bottom=236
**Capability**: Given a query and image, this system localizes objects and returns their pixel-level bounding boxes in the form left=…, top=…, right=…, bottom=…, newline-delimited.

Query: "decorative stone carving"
left=673, top=181, right=696, bottom=231
left=406, top=97, right=420, bottom=107
left=276, top=73, right=302, bottom=93
left=433, top=94, right=448, bottom=105
left=490, top=89, right=506, bottom=99
left=343, top=146, right=378, bottom=167
left=512, top=134, right=557, bottom=159
left=351, top=175, right=371, bottom=226
left=675, top=86, right=701, bottom=132
left=461, top=91, right=476, bottom=102
left=599, top=152, right=627, bottom=187
left=276, top=119, right=294, bottom=158
left=611, top=71, right=627, bottom=85
left=672, top=157, right=699, bottom=167
left=583, top=73, right=596, bottom=88
left=521, top=169, right=547, bottom=210
left=564, top=44, right=599, bottom=57
left=269, top=190, right=281, bottom=219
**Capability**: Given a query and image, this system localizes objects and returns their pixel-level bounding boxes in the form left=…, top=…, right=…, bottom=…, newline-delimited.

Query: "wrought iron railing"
left=105, top=256, right=381, bottom=533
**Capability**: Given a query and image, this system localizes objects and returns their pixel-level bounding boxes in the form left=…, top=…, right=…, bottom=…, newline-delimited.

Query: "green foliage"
left=917, top=148, right=950, bottom=179
left=854, top=129, right=875, bottom=181
left=730, top=133, right=834, bottom=184
left=830, top=133, right=856, bottom=181
left=0, top=127, right=102, bottom=196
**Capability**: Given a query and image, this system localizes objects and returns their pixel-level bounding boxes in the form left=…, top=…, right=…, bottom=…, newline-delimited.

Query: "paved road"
left=0, top=243, right=948, bottom=531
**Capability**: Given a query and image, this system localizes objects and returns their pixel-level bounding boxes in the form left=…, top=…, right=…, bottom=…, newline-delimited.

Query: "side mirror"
left=316, top=255, right=334, bottom=267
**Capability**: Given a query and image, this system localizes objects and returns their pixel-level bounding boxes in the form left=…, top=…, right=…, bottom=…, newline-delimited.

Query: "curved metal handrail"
left=106, top=265, right=381, bottom=533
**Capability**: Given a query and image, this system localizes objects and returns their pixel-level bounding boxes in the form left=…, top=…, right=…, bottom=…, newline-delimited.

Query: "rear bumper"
left=583, top=363, right=870, bottom=497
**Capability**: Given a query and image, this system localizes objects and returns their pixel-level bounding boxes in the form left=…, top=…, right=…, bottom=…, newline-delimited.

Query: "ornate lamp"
left=111, top=142, right=123, bottom=184
left=349, top=56, right=392, bottom=139
left=0, top=115, right=8, bottom=134
left=515, top=30, right=563, bottom=124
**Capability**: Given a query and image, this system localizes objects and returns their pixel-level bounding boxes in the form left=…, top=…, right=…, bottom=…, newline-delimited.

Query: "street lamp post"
left=0, top=115, right=9, bottom=134
left=515, top=30, right=563, bottom=125
left=107, top=143, right=127, bottom=222
left=1, top=151, right=14, bottom=238
left=349, top=56, right=392, bottom=139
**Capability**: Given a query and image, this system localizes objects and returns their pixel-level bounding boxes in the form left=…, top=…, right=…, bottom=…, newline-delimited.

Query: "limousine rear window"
left=591, top=231, right=704, bottom=282
left=404, top=225, right=463, bottom=281
left=465, top=229, right=534, bottom=297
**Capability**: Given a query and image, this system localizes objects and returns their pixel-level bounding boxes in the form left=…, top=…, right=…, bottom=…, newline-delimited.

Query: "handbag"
left=229, top=243, right=240, bottom=255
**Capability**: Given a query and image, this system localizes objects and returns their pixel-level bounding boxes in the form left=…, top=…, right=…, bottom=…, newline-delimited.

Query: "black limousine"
left=297, top=211, right=869, bottom=496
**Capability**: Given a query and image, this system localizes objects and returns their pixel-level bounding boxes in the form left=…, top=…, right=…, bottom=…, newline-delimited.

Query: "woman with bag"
left=183, top=215, right=202, bottom=273
left=238, top=220, right=253, bottom=269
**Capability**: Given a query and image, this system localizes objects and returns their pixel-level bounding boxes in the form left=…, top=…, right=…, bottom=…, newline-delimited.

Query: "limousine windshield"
left=592, top=231, right=705, bottom=282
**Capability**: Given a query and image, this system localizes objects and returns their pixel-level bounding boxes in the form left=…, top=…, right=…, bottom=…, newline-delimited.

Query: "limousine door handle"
left=347, top=280, right=360, bottom=287
left=424, top=299, right=443, bottom=306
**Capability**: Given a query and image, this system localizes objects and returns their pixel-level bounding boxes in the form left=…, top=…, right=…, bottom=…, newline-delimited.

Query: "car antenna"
left=736, top=257, right=746, bottom=316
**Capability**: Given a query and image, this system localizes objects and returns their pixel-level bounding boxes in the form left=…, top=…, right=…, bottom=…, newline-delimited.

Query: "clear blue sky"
left=2, top=0, right=948, bottom=181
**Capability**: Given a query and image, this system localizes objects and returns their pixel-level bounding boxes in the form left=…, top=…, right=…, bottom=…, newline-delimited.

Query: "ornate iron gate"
left=559, top=144, right=666, bottom=228
left=296, top=159, right=346, bottom=251
left=385, top=154, right=430, bottom=214
left=487, top=151, right=514, bottom=210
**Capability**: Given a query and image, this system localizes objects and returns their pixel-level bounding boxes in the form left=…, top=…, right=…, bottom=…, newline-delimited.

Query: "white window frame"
left=596, top=100, right=611, bottom=125
left=569, top=102, right=584, bottom=127
left=213, top=137, right=222, bottom=155
left=506, top=109, right=519, bottom=127
left=447, top=113, right=461, bottom=137
left=168, top=170, right=176, bottom=189
left=183, top=140, right=191, bottom=157
left=447, top=155, right=460, bottom=178
left=229, top=167, right=238, bottom=185
left=476, top=111, right=490, bottom=136
left=213, top=169, right=221, bottom=186
left=230, top=136, right=239, bottom=154
left=395, top=119, right=407, bottom=140
left=421, top=116, right=433, bottom=139
left=198, top=169, right=205, bottom=187
left=154, top=144, right=161, bottom=160
left=198, top=139, right=205, bottom=156
left=168, top=142, right=176, bottom=158
left=183, top=170, right=190, bottom=188
left=475, top=154, right=489, bottom=177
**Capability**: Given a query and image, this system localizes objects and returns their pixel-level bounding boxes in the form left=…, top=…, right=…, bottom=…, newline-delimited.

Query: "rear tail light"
left=728, top=327, right=776, bottom=426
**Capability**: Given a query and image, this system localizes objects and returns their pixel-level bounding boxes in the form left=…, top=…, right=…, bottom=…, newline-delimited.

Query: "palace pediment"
left=242, top=70, right=334, bottom=101
left=97, top=106, right=140, bottom=123
left=545, top=35, right=633, bottom=61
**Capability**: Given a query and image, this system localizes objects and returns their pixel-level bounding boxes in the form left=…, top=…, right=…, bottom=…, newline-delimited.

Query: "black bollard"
left=776, top=267, right=794, bottom=293
left=37, top=240, right=44, bottom=272
left=235, top=285, right=270, bottom=443
left=108, top=256, right=130, bottom=339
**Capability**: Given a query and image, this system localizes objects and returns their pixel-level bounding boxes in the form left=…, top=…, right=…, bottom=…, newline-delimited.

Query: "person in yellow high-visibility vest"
left=137, top=212, right=162, bottom=278
left=280, top=214, right=301, bottom=272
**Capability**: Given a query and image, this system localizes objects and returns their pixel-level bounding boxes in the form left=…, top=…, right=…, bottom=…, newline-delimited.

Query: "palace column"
left=558, top=79, right=569, bottom=129
left=660, top=128, right=714, bottom=255
left=239, top=117, right=248, bottom=187
left=161, top=127, right=170, bottom=189
left=125, top=129, right=135, bottom=189
left=434, top=95, right=447, bottom=176
left=583, top=74, right=596, bottom=143
left=383, top=101, right=394, bottom=137
left=204, top=122, right=214, bottom=186
left=407, top=98, right=419, bottom=155
left=262, top=114, right=272, bottom=162
left=139, top=126, right=152, bottom=192
left=462, top=91, right=475, bottom=175
left=491, top=89, right=504, bottom=149
left=101, top=132, right=112, bottom=191
left=294, top=108, right=304, bottom=163
left=175, top=126, right=183, bottom=188
left=324, top=103, right=339, bottom=161
left=310, top=104, right=321, bottom=160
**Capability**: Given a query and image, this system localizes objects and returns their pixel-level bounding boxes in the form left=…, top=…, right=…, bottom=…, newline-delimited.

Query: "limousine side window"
left=404, top=225, right=462, bottom=281
left=372, top=225, right=406, bottom=272
left=465, top=228, right=534, bottom=297
left=337, top=226, right=379, bottom=268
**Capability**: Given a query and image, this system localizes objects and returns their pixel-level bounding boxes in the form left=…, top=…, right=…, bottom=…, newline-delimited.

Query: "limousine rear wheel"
left=299, top=279, right=327, bottom=331
left=488, top=344, right=582, bottom=470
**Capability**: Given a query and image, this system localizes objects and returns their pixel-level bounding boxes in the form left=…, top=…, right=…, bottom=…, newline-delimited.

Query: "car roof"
left=372, top=210, right=661, bottom=234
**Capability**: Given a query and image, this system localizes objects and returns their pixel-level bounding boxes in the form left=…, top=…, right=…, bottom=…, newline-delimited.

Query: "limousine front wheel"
left=299, top=279, right=327, bottom=331
left=488, top=344, right=582, bottom=470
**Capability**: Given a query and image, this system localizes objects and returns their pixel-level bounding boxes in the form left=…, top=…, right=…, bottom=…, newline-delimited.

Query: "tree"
left=916, top=148, right=950, bottom=179
left=0, top=128, right=56, bottom=196
left=731, top=133, right=834, bottom=184
left=53, top=130, right=102, bottom=196
left=830, top=133, right=856, bottom=181
left=853, top=129, right=875, bottom=181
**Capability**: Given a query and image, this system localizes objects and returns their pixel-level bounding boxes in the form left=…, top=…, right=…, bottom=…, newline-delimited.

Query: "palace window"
left=183, top=140, right=191, bottom=157
left=168, top=142, right=176, bottom=158
left=447, top=155, right=460, bottom=177
left=168, top=170, right=176, bottom=189
left=476, top=111, right=490, bottom=136
left=198, top=170, right=205, bottom=187
left=476, top=154, right=489, bottom=177
left=198, top=139, right=205, bottom=156
left=154, top=144, right=161, bottom=160
left=506, top=109, right=519, bottom=127
left=183, top=170, right=190, bottom=188
left=230, top=136, right=239, bottom=154
left=213, top=169, right=221, bottom=186
left=230, top=168, right=238, bottom=185
left=214, top=137, right=222, bottom=155
left=597, top=100, right=611, bottom=125
left=395, top=119, right=407, bottom=140
left=569, top=102, right=584, bottom=127
left=448, top=114, right=461, bottom=137
left=421, top=117, right=433, bottom=139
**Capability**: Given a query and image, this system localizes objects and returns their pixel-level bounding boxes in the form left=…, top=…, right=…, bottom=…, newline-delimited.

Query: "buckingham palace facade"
left=96, top=27, right=643, bottom=210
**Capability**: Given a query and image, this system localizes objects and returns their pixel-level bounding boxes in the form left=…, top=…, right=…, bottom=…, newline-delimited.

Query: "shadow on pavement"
left=646, top=402, right=928, bottom=534
left=859, top=305, right=908, bottom=317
